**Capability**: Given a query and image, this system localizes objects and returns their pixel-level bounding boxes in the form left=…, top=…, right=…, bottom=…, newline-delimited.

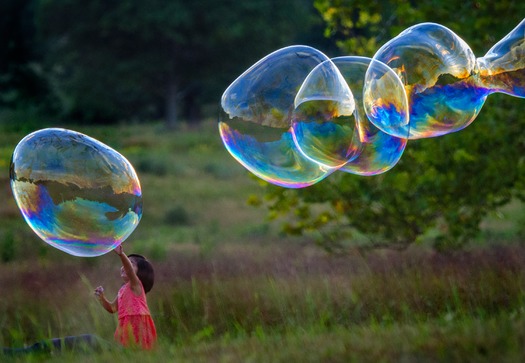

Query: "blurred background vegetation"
left=1, top=0, right=334, bottom=127
left=1, top=0, right=524, bottom=253
left=1, top=1, right=525, bottom=361
left=0, top=0, right=339, bottom=263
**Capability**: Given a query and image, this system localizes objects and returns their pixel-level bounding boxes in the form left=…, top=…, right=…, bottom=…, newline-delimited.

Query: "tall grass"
left=2, top=243, right=525, bottom=361
left=1, top=122, right=525, bottom=361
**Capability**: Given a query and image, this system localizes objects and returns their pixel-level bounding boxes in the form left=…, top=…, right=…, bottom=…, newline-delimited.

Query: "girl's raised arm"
left=115, top=244, right=142, bottom=296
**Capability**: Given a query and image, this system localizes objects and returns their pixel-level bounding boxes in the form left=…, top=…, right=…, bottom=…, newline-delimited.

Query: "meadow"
left=1, top=121, right=525, bottom=362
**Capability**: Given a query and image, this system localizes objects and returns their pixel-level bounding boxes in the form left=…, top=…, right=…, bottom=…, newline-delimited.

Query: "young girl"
left=94, top=244, right=157, bottom=350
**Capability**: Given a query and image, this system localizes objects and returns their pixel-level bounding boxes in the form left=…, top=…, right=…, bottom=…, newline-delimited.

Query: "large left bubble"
left=219, top=45, right=336, bottom=188
left=10, top=128, right=142, bottom=257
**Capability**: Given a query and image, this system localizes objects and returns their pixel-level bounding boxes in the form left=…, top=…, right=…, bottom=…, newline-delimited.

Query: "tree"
left=256, top=0, right=525, bottom=251
left=36, top=0, right=321, bottom=125
left=0, top=0, right=55, bottom=117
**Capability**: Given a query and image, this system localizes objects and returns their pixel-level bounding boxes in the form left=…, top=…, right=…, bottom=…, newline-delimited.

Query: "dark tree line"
left=0, top=0, right=331, bottom=126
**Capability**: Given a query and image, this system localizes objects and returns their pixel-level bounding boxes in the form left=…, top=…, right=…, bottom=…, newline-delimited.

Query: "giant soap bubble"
left=10, top=128, right=142, bottom=257
left=477, top=18, right=525, bottom=98
left=219, top=45, right=338, bottom=188
left=335, top=56, right=409, bottom=175
left=291, top=58, right=360, bottom=169
left=368, top=20, right=525, bottom=139
left=219, top=19, right=525, bottom=188
left=368, top=22, right=487, bottom=139
left=291, top=56, right=409, bottom=175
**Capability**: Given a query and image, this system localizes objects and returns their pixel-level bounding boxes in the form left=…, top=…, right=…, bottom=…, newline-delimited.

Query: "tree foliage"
left=258, top=0, right=525, bottom=251
left=35, top=0, right=321, bottom=124
left=0, top=0, right=56, bottom=117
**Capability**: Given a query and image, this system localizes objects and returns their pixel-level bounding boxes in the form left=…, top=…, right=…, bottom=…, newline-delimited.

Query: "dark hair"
left=127, top=254, right=154, bottom=293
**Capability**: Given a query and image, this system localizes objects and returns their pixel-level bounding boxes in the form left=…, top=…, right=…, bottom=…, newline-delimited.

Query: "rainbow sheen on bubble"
left=219, top=19, right=525, bottom=188
left=334, top=56, right=409, bottom=175
left=369, top=22, right=490, bottom=139
left=477, top=18, right=525, bottom=98
left=219, top=45, right=336, bottom=188
left=291, top=59, right=362, bottom=168
left=10, top=128, right=142, bottom=257
left=363, top=58, right=410, bottom=134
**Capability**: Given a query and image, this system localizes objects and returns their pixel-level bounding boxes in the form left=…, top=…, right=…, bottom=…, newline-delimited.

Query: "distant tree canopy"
left=32, top=0, right=325, bottom=125
left=0, top=0, right=55, bottom=115
left=0, top=0, right=332, bottom=125
left=256, top=0, right=525, bottom=251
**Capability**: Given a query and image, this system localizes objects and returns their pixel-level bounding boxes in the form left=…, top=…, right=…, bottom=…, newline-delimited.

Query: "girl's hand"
left=114, top=244, right=124, bottom=256
left=94, top=286, right=104, bottom=297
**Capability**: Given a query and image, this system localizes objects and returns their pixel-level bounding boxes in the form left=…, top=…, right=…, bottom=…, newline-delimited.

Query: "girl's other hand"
left=94, top=286, right=104, bottom=297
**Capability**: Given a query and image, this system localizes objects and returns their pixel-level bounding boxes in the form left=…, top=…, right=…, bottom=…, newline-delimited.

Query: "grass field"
left=1, top=121, right=525, bottom=362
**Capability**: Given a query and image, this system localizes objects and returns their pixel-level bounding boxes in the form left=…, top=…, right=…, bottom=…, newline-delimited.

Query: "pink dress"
left=115, top=282, right=157, bottom=349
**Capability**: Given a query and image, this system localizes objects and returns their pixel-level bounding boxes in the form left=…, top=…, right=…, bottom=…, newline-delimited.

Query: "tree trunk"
left=165, top=75, right=179, bottom=129
left=184, top=85, right=202, bottom=125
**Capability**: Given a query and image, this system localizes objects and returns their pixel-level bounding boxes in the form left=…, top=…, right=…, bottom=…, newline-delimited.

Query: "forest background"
left=1, top=0, right=525, bottom=361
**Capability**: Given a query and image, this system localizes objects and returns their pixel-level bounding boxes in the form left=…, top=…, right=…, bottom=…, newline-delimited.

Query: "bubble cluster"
left=219, top=19, right=525, bottom=188
left=10, top=128, right=142, bottom=257
left=220, top=45, right=336, bottom=188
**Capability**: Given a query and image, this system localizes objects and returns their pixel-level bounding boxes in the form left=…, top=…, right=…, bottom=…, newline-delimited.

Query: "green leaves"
left=260, top=2, right=525, bottom=251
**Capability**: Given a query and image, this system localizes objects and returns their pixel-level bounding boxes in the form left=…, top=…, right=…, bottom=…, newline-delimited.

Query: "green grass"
left=1, top=121, right=525, bottom=361
left=5, top=315, right=525, bottom=363
left=2, top=243, right=525, bottom=361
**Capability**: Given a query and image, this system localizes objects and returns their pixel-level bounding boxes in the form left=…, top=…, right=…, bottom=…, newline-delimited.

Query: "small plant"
left=164, top=206, right=191, bottom=226
left=134, top=156, right=168, bottom=176
left=0, top=232, right=16, bottom=262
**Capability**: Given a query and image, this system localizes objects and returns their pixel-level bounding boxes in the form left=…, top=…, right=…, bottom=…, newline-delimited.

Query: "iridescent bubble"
left=363, top=58, right=410, bottom=135
left=219, top=45, right=336, bottom=188
left=290, top=55, right=409, bottom=174
left=219, top=20, right=525, bottom=188
left=291, top=59, right=361, bottom=168
left=477, top=18, right=525, bottom=98
left=369, top=22, right=490, bottom=139
left=10, top=128, right=142, bottom=257
left=334, top=56, right=409, bottom=175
